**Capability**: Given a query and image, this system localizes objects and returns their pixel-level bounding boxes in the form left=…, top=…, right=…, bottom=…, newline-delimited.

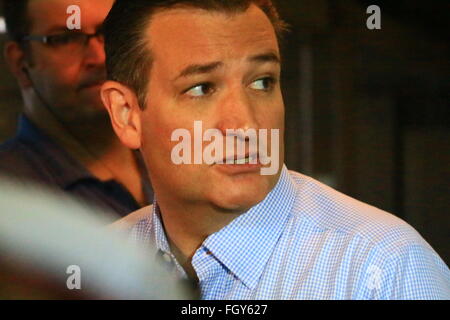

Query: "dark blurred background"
left=0, top=0, right=449, bottom=263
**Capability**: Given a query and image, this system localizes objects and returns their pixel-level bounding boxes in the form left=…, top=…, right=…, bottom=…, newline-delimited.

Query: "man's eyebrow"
left=173, top=52, right=280, bottom=81
left=175, top=61, right=223, bottom=81
left=248, top=52, right=281, bottom=64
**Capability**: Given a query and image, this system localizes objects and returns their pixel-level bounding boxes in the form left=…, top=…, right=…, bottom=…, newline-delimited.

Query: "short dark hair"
left=3, top=0, right=31, bottom=42
left=104, top=0, right=288, bottom=109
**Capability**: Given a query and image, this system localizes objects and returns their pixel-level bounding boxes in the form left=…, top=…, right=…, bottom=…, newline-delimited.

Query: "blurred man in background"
left=0, top=0, right=153, bottom=218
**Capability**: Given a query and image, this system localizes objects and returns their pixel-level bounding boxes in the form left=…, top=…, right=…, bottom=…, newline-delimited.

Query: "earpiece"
left=110, top=91, right=129, bottom=125
left=121, top=106, right=129, bottom=125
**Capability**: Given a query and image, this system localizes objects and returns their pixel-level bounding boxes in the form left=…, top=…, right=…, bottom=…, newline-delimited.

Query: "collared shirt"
left=130, top=166, right=450, bottom=299
left=0, top=115, right=153, bottom=218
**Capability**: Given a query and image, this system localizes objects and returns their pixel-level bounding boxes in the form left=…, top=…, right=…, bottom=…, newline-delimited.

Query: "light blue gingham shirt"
left=130, top=166, right=450, bottom=299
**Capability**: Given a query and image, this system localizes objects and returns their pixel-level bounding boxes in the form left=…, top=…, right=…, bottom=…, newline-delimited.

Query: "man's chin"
left=76, top=92, right=109, bottom=114
left=207, top=168, right=276, bottom=211
left=210, top=185, right=270, bottom=213
left=64, top=105, right=109, bottom=125
left=79, top=86, right=107, bottom=107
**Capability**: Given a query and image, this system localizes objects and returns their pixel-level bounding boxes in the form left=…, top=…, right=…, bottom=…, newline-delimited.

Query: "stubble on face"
left=139, top=4, right=285, bottom=215
left=25, top=0, right=113, bottom=124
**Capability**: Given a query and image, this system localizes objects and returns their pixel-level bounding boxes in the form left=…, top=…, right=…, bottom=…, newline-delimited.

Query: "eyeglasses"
left=19, top=29, right=104, bottom=55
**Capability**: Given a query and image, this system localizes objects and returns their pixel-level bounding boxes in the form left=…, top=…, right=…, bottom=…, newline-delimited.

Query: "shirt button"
left=162, top=253, right=172, bottom=263
left=205, top=250, right=212, bottom=255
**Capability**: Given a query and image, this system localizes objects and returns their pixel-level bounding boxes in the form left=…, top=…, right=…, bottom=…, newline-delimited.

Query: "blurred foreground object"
left=0, top=177, right=195, bottom=299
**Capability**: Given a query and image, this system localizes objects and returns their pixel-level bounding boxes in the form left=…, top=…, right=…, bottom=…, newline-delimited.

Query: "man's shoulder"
left=0, top=133, right=62, bottom=185
left=109, top=205, right=153, bottom=231
left=0, top=127, right=77, bottom=184
left=0, top=136, right=37, bottom=176
left=286, top=170, right=431, bottom=254
left=283, top=170, right=450, bottom=299
left=0, top=135, right=23, bottom=155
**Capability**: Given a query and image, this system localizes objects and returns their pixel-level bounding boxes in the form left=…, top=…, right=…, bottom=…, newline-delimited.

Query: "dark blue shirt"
left=0, top=115, right=153, bottom=218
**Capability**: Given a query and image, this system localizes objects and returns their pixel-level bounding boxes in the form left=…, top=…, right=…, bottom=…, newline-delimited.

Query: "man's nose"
left=82, top=36, right=106, bottom=68
left=216, top=88, right=259, bottom=135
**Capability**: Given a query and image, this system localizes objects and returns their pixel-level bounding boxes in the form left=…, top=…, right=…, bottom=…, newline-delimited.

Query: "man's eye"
left=185, top=83, right=214, bottom=98
left=249, top=77, right=275, bottom=91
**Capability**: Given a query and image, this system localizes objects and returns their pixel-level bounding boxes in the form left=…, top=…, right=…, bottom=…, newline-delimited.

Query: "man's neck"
left=24, top=103, right=148, bottom=206
left=26, top=108, right=114, bottom=168
left=156, top=193, right=243, bottom=280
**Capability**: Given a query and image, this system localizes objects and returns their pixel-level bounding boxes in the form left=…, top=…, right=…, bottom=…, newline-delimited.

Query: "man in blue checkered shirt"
left=101, top=0, right=450, bottom=299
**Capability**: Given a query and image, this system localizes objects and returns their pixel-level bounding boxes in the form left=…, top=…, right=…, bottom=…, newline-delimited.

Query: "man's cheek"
left=148, top=125, right=179, bottom=160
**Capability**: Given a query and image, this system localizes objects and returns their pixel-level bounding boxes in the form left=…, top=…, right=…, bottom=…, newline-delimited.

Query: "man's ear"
left=3, top=41, right=33, bottom=88
left=101, top=81, right=142, bottom=150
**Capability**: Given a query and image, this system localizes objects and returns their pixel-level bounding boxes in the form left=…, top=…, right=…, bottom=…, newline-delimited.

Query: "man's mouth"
left=222, top=153, right=258, bottom=165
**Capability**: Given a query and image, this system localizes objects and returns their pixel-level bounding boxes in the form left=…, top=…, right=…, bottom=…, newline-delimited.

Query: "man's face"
left=25, top=0, right=113, bottom=123
left=139, top=4, right=285, bottom=212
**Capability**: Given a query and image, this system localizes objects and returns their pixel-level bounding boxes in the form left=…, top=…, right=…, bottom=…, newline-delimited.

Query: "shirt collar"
left=148, top=202, right=189, bottom=278
left=16, top=115, right=93, bottom=188
left=151, top=203, right=172, bottom=254
left=150, top=165, right=297, bottom=289
left=202, top=165, right=297, bottom=289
